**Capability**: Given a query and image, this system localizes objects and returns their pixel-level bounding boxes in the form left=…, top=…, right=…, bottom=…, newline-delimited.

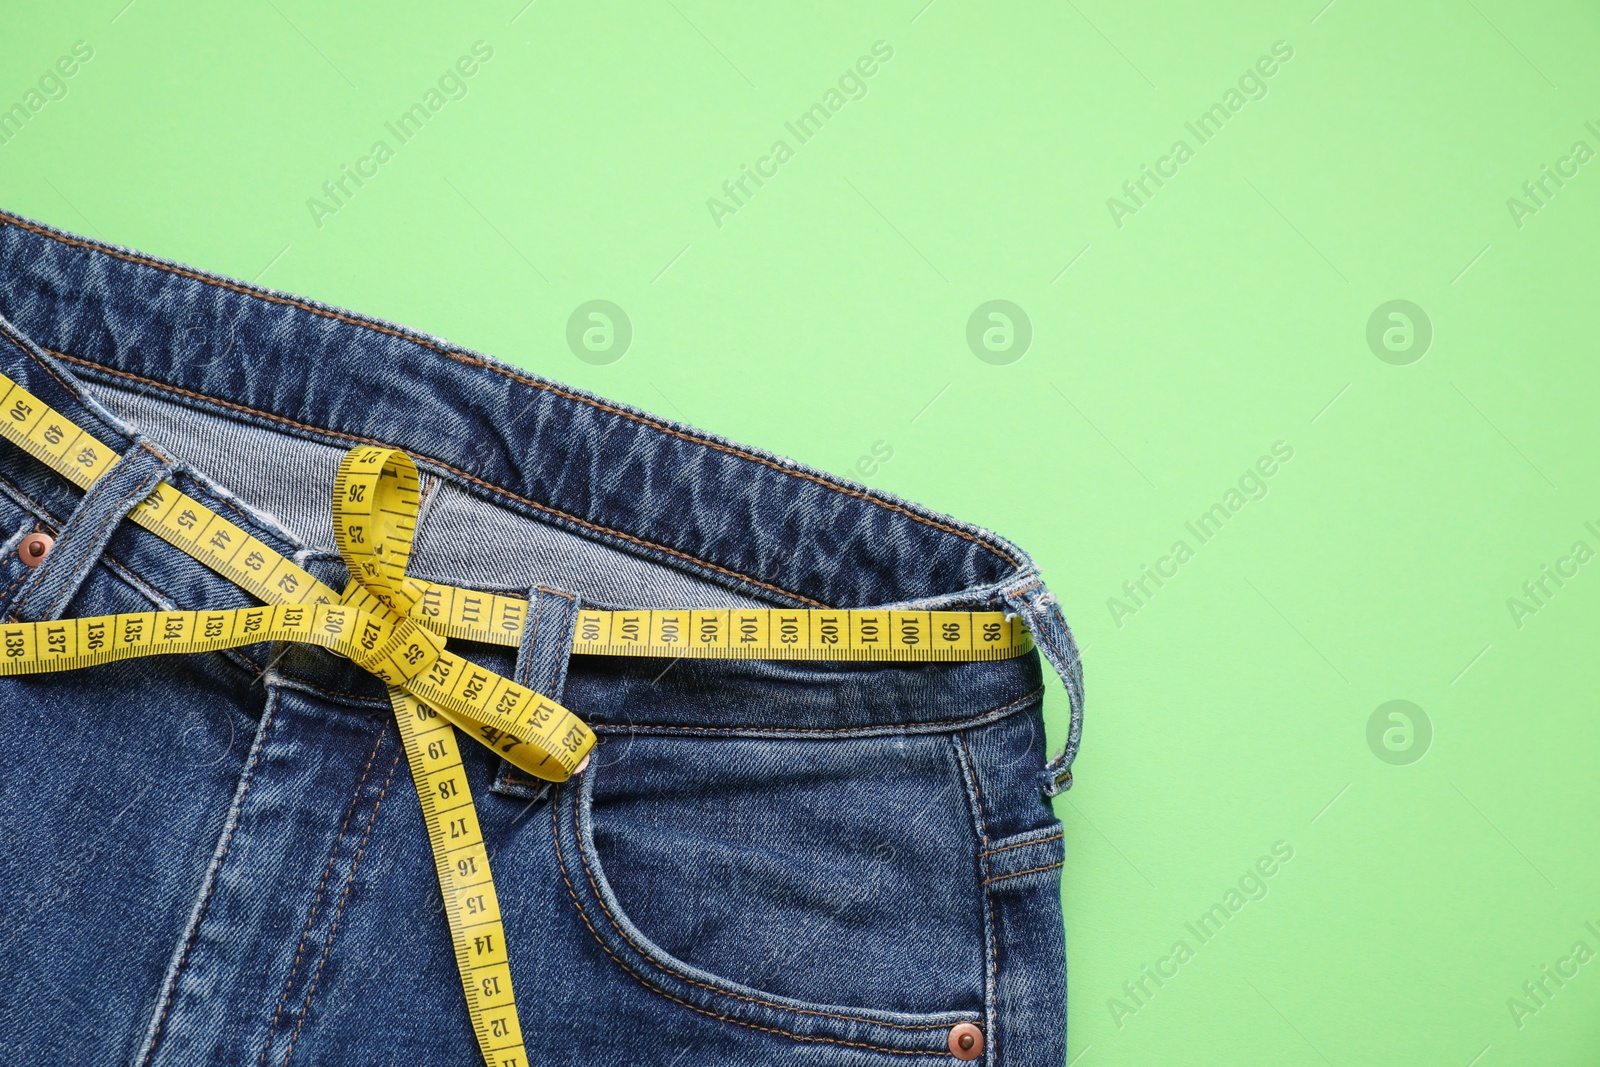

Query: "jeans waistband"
left=0, top=210, right=1034, bottom=611
left=0, top=209, right=1083, bottom=786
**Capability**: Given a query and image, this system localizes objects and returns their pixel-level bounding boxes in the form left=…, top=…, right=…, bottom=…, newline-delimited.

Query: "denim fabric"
left=0, top=209, right=1082, bottom=1065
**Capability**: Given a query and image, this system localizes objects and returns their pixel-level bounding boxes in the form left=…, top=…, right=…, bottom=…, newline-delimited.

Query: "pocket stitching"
left=562, top=775, right=956, bottom=1030
left=550, top=784, right=959, bottom=1056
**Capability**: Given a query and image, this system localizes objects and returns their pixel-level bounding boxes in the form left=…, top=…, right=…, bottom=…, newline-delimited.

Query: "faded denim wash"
left=0, top=209, right=1084, bottom=1066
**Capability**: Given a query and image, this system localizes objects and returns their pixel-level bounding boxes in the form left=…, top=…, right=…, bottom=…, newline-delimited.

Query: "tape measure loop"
left=332, top=446, right=424, bottom=615
left=0, top=366, right=1040, bottom=1067
left=328, top=448, right=597, bottom=778
left=0, top=370, right=588, bottom=1067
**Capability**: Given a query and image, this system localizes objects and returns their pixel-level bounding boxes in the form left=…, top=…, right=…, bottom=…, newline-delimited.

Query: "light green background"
left=4, top=2, right=1598, bottom=1063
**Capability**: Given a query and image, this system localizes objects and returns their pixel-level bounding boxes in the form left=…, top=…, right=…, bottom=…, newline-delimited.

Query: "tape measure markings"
left=2, top=376, right=1030, bottom=664
left=396, top=690, right=528, bottom=1065
left=569, top=606, right=1031, bottom=660
left=0, top=376, right=569, bottom=1067
left=0, top=367, right=1035, bottom=1067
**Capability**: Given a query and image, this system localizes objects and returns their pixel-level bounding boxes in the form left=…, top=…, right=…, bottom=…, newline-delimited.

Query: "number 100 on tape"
left=571, top=608, right=1031, bottom=661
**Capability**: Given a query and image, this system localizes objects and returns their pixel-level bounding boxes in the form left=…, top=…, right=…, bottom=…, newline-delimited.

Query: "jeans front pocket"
left=551, top=733, right=989, bottom=1058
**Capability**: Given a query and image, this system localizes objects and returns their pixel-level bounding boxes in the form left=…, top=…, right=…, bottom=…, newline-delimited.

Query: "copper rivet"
left=17, top=532, right=54, bottom=568
left=948, top=1022, right=984, bottom=1060
left=574, top=753, right=591, bottom=775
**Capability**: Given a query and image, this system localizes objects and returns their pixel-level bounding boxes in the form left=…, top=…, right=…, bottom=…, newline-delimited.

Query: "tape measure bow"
left=330, top=445, right=556, bottom=1067
left=0, top=367, right=1032, bottom=1067
left=0, top=372, right=592, bottom=1067
left=328, top=445, right=595, bottom=784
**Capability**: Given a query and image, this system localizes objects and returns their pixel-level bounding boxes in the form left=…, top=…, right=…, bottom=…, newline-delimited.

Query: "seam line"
left=137, top=691, right=281, bottom=1066
left=0, top=219, right=1018, bottom=568
left=257, top=725, right=389, bottom=1066
left=281, top=737, right=401, bottom=1067
left=50, top=348, right=831, bottom=607
left=582, top=687, right=1045, bottom=739
left=549, top=790, right=951, bottom=1055
left=982, top=861, right=1065, bottom=887
left=566, top=783, right=951, bottom=1031
left=979, top=830, right=1063, bottom=858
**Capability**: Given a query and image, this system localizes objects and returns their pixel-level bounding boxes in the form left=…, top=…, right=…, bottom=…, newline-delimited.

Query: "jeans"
left=0, top=209, right=1085, bottom=1066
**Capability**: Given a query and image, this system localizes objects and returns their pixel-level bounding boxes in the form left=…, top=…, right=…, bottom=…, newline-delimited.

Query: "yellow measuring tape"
left=570, top=605, right=1030, bottom=660
left=0, top=369, right=1030, bottom=1064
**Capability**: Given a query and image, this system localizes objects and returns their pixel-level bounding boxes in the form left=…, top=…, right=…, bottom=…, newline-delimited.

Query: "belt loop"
left=492, top=584, right=581, bottom=799
left=8, top=439, right=175, bottom=623
left=515, top=585, right=581, bottom=705
left=999, top=573, right=1084, bottom=798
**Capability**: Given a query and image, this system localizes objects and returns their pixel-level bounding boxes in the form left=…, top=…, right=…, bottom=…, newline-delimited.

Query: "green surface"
left=4, top=2, right=1598, bottom=1062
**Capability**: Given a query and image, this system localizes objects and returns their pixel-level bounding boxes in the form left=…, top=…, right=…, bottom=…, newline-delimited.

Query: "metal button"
left=948, top=1022, right=984, bottom=1060
left=17, top=532, right=54, bottom=568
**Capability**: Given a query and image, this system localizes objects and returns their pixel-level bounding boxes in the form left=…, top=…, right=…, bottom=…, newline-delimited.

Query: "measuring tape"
left=570, top=605, right=1029, bottom=659
left=0, top=368, right=1031, bottom=1064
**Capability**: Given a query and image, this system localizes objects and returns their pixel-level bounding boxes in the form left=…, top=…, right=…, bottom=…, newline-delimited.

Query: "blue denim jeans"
left=0, top=210, right=1084, bottom=1066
